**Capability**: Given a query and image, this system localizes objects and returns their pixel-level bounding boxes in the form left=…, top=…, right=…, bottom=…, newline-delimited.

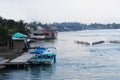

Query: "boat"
left=28, top=47, right=56, bottom=64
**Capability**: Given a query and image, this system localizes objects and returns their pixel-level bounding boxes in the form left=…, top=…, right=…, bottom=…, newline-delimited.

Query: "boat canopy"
left=37, top=47, right=46, bottom=50
left=30, top=47, right=46, bottom=54
left=46, top=47, right=56, bottom=49
left=30, top=47, right=56, bottom=54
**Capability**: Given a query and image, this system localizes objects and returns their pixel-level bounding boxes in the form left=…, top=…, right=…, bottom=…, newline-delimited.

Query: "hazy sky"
left=0, top=0, right=120, bottom=24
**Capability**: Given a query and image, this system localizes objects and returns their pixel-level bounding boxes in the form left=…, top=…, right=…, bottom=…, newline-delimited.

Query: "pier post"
left=24, top=63, right=29, bottom=70
left=54, top=56, right=56, bottom=63
left=17, top=64, right=19, bottom=68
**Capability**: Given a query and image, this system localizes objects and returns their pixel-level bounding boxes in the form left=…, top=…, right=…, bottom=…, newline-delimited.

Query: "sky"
left=0, top=0, right=120, bottom=24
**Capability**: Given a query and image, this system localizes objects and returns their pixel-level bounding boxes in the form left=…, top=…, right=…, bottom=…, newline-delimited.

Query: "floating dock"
left=75, top=40, right=105, bottom=45
left=109, top=40, right=120, bottom=44
left=75, top=39, right=120, bottom=45
left=92, top=41, right=105, bottom=45
left=74, top=40, right=90, bottom=45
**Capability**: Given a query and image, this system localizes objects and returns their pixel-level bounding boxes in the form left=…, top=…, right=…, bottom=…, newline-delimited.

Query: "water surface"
left=1, top=29, right=120, bottom=80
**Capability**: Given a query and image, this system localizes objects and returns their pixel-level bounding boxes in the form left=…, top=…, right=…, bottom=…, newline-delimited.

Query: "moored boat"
left=28, top=47, right=56, bottom=64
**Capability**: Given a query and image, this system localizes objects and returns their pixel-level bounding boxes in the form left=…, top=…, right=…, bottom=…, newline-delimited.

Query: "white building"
left=30, top=26, right=45, bottom=39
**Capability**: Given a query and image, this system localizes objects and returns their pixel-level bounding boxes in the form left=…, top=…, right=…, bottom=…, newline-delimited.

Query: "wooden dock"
left=10, top=52, right=34, bottom=63
left=0, top=52, right=34, bottom=68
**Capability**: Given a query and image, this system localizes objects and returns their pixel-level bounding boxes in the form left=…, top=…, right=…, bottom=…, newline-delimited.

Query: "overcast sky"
left=0, top=0, right=120, bottom=24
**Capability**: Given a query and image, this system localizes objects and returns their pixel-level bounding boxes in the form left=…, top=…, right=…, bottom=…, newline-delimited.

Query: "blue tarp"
left=37, top=47, right=46, bottom=50
left=30, top=47, right=46, bottom=54
left=30, top=47, right=56, bottom=54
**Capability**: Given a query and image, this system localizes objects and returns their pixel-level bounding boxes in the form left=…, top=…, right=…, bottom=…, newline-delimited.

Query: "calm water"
left=1, top=29, right=120, bottom=80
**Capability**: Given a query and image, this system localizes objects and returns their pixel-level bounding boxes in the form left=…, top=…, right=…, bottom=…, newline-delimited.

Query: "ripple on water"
left=1, top=29, right=120, bottom=80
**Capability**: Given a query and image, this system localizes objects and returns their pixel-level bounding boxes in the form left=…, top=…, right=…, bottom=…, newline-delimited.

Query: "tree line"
left=49, top=22, right=120, bottom=31
left=0, top=16, right=29, bottom=42
left=1, top=16, right=120, bottom=42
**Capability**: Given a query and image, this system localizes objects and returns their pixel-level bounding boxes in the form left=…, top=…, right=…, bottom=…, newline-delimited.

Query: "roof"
left=42, top=28, right=49, bottom=33
left=12, top=32, right=27, bottom=40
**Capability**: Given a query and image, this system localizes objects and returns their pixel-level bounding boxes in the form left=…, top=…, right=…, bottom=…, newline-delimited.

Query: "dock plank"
left=10, top=52, right=34, bottom=63
left=0, top=59, right=9, bottom=64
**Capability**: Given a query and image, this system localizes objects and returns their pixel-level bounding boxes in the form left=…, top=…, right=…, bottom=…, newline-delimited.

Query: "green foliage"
left=0, top=26, right=10, bottom=41
left=0, top=16, right=30, bottom=41
left=49, top=22, right=120, bottom=31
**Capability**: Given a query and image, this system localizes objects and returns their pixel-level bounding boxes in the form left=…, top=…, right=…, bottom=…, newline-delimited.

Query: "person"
left=23, top=43, right=28, bottom=52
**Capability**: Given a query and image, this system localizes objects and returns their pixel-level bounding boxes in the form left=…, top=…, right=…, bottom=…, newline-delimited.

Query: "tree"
left=0, top=26, right=10, bottom=41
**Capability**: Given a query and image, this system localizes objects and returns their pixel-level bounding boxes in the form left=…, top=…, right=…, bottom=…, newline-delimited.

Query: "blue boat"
left=28, top=47, right=56, bottom=64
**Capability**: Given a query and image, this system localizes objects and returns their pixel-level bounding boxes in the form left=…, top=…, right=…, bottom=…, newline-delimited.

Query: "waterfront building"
left=30, top=26, right=57, bottom=40
left=12, top=32, right=28, bottom=52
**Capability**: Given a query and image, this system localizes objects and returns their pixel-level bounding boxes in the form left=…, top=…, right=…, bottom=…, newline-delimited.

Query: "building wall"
left=13, top=40, right=24, bottom=52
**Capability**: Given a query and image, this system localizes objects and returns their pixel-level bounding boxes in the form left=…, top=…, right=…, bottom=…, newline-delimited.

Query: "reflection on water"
left=1, top=29, right=120, bottom=80
left=29, top=65, right=56, bottom=80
